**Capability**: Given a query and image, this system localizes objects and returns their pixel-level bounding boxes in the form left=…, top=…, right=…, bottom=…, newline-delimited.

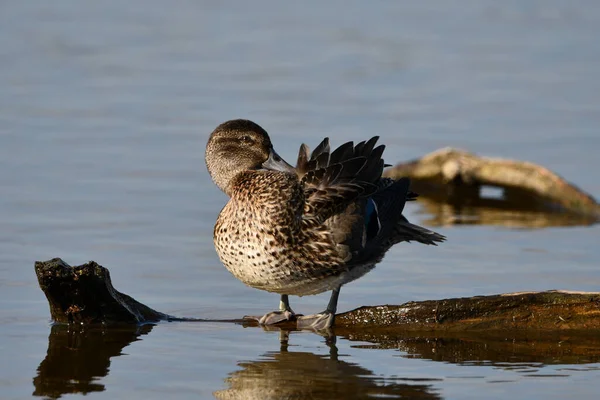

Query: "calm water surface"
left=1, top=1, right=599, bottom=399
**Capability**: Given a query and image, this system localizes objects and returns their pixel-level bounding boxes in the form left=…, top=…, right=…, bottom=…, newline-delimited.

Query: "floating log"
left=384, top=147, right=600, bottom=219
left=35, top=259, right=600, bottom=332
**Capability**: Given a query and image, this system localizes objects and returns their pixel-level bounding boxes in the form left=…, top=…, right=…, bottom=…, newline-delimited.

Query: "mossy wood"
left=35, top=258, right=600, bottom=331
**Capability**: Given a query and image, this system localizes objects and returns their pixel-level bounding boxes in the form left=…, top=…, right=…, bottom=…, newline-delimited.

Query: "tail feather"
left=393, top=216, right=446, bottom=246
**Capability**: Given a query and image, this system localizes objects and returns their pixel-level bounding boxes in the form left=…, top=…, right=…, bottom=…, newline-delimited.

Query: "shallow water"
left=1, top=1, right=600, bottom=399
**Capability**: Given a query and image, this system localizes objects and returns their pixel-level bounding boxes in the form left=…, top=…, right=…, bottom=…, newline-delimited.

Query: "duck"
left=205, top=119, right=445, bottom=330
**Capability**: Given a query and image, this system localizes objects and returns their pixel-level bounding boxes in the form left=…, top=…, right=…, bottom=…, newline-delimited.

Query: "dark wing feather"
left=361, top=136, right=379, bottom=156
left=310, top=138, right=330, bottom=171
left=294, top=136, right=445, bottom=266
left=296, top=137, right=384, bottom=225
left=311, top=138, right=330, bottom=160
left=329, top=142, right=355, bottom=165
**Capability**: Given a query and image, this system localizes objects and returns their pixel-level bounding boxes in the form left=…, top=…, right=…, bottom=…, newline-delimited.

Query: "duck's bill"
left=262, top=148, right=295, bottom=173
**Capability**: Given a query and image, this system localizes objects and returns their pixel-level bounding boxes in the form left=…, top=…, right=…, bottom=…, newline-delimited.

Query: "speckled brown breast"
left=213, top=170, right=364, bottom=296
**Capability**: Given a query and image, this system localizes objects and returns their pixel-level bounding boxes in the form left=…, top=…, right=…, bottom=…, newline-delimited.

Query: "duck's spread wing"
left=296, top=137, right=384, bottom=225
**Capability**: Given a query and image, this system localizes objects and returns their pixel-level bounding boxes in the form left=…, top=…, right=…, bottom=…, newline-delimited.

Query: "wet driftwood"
left=35, top=258, right=174, bottom=324
left=384, top=147, right=600, bottom=219
left=335, top=291, right=600, bottom=331
left=36, top=258, right=600, bottom=331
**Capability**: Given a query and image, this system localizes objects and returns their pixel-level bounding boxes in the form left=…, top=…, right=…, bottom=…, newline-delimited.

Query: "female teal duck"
left=205, top=119, right=445, bottom=330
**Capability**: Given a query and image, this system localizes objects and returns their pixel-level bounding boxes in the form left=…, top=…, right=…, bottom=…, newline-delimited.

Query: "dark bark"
left=334, top=291, right=600, bottom=331
left=35, top=258, right=175, bottom=324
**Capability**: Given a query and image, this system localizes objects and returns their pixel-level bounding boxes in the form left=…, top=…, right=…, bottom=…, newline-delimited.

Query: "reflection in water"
left=31, top=325, right=600, bottom=399
left=411, top=184, right=598, bottom=228
left=214, top=332, right=441, bottom=400
left=343, top=330, right=600, bottom=368
left=215, top=329, right=600, bottom=399
left=32, top=324, right=153, bottom=399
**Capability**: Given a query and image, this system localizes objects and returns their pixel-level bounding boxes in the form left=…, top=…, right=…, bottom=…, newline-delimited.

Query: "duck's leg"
left=297, top=287, right=340, bottom=330
left=244, top=294, right=297, bottom=325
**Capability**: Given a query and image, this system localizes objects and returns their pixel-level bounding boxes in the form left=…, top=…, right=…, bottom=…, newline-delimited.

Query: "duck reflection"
left=214, top=332, right=441, bottom=400
left=32, top=324, right=153, bottom=399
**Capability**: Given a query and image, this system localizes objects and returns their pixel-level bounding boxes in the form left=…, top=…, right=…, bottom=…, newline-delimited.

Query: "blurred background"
left=1, top=1, right=599, bottom=399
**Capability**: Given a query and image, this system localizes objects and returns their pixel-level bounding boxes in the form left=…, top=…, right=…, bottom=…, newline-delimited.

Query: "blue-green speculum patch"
left=365, top=198, right=381, bottom=240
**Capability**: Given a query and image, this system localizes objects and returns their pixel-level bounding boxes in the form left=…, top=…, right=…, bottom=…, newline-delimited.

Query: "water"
left=1, top=0, right=600, bottom=398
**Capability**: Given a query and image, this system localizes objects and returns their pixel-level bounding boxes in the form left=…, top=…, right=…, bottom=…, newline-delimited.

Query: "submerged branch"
left=35, top=258, right=600, bottom=331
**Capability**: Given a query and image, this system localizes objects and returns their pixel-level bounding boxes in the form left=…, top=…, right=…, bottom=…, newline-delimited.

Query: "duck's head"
left=205, top=119, right=295, bottom=195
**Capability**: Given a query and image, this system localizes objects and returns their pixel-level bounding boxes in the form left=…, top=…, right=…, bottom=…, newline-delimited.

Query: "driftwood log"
left=35, top=258, right=600, bottom=331
left=384, top=148, right=600, bottom=221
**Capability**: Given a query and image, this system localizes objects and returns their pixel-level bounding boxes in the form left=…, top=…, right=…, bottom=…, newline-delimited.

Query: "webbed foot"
left=243, top=310, right=297, bottom=325
left=297, top=311, right=335, bottom=330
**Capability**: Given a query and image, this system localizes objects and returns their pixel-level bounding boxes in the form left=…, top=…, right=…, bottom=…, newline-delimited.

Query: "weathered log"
left=35, top=258, right=600, bottom=332
left=384, top=147, right=600, bottom=219
left=35, top=258, right=175, bottom=324
left=335, top=291, right=600, bottom=331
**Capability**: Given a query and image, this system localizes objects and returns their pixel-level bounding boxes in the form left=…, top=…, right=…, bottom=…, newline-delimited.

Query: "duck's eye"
left=239, top=135, right=254, bottom=144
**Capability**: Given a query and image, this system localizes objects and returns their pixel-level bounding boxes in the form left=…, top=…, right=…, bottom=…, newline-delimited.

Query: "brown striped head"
left=205, top=119, right=294, bottom=195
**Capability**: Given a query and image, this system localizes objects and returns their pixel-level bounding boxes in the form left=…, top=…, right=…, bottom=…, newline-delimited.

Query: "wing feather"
left=296, top=137, right=384, bottom=225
